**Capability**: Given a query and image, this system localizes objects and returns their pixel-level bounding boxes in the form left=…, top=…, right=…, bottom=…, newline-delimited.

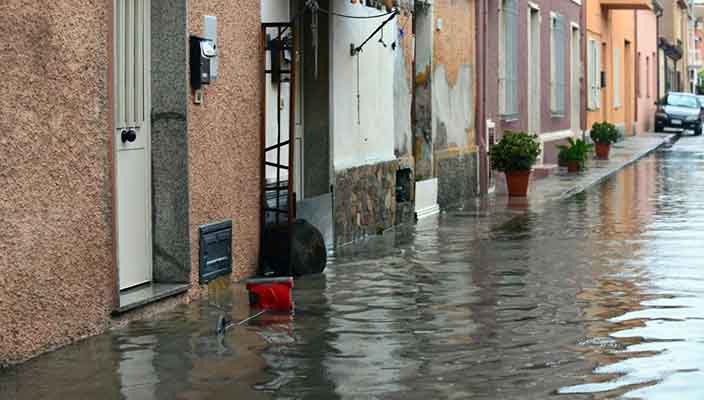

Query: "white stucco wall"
left=331, top=3, right=397, bottom=170
left=261, top=1, right=289, bottom=22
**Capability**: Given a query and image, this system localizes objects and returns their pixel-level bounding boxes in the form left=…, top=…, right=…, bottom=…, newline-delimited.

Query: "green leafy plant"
left=489, top=131, right=541, bottom=172
left=590, top=121, right=619, bottom=144
left=557, top=138, right=593, bottom=169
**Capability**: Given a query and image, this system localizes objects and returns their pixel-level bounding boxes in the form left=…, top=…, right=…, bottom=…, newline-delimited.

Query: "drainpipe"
left=476, top=0, right=489, bottom=195
left=582, top=0, right=588, bottom=139
left=655, top=1, right=663, bottom=100
left=635, top=10, right=638, bottom=127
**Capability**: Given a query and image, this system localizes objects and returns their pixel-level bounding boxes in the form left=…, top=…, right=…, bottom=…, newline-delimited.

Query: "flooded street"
left=3, top=135, right=704, bottom=399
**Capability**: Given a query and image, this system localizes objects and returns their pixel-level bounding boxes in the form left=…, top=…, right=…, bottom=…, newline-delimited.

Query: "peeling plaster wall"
left=394, top=12, right=414, bottom=165
left=413, top=4, right=435, bottom=180
left=432, top=65, right=474, bottom=150
left=432, top=0, right=478, bottom=206
left=187, top=1, right=262, bottom=283
left=0, top=0, right=113, bottom=364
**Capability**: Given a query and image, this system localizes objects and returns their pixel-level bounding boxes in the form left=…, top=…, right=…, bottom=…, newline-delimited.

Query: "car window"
left=667, top=94, right=699, bottom=108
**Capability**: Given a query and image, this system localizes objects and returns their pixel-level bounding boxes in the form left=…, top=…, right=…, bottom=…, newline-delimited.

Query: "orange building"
left=586, top=0, right=652, bottom=137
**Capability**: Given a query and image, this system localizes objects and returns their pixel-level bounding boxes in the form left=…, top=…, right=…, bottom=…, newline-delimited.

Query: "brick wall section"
left=187, top=1, right=262, bottom=284
left=0, top=1, right=114, bottom=364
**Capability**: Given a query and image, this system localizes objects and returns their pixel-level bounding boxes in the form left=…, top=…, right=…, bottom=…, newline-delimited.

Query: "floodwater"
left=3, top=136, right=704, bottom=399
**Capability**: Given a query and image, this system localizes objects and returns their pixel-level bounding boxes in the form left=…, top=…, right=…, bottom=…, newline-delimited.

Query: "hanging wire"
left=318, top=7, right=395, bottom=19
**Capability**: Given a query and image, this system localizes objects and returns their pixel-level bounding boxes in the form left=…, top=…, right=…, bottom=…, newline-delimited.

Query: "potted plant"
left=590, top=121, right=619, bottom=160
left=557, top=138, right=593, bottom=173
left=489, top=131, right=541, bottom=197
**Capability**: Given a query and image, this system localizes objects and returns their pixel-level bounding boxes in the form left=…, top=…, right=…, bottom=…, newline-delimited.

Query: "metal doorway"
left=261, top=22, right=297, bottom=269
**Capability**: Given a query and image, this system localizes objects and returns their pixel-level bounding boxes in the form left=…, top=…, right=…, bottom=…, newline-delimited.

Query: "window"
left=588, top=38, right=601, bottom=110
left=499, top=0, right=519, bottom=117
left=550, top=14, right=566, bottom=115
left=613, top=46, right=621, bottom=109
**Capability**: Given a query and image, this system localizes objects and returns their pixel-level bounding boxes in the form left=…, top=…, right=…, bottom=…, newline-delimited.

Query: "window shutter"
left=557, top=15, right=565, bottom=115
left=595, top=43, right=601, bottom=107
left=500, top=0, right=519, bottom=116
left=551, top=14, right=566, bottom=115
left=558, top=15, right=568, bottom=115
left=116, top=0, right=146, bottom=130
left=614, top=47, right=621, bottom=109
left=587, top=40, right=592, bottom=109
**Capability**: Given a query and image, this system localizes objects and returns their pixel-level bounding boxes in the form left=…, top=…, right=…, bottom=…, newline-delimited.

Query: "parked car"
left=655, top=92, right=703, bottom=135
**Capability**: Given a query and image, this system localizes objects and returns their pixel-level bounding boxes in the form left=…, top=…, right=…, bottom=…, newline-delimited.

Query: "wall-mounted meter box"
left=203, top=15, right=218, bottom=80
left=190, top=35, right=217, bottom=90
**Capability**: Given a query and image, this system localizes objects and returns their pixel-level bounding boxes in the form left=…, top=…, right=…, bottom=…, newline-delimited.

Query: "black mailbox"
left=190, top=35, right=217, bottom=90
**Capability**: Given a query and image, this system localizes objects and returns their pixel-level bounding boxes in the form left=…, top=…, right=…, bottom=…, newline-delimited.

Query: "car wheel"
left=655, top=124, right=664, bottom=133
left=696, top=126, right=703, bottom=136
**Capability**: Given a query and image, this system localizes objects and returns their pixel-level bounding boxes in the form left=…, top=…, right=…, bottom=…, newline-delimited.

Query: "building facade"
left=477, top=0, right=583, bottom=182
left=413, top=0, right=479, bottom=211
left=658, top=0, right=691, bottom=96
left=693, top=0, right=704, bottom=92
left=1, top=0, right=262, bottom=364
left=261, top=0, right=478, bottom=247
left=636, top=6, right=661, bottom=134
left=586, top=0, right=653, bottom=137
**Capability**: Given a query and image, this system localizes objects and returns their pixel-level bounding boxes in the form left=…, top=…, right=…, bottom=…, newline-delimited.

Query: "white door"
left=115, top=0, right=152, bottom=290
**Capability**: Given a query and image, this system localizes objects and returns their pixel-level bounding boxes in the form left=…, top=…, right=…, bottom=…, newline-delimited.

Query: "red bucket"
left=246, top=277, right=294, bottom=312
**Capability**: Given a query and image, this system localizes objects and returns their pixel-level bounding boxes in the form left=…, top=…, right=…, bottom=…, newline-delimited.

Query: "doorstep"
left=113, top=283, right=190, bottom=315
left=532, top=164, right=558, bottom=180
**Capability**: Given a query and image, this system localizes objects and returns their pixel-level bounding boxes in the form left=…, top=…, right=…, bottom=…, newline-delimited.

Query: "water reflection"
left=561, top=143, right=704, bottom=399
left=4, top=141, right=704, bottom=399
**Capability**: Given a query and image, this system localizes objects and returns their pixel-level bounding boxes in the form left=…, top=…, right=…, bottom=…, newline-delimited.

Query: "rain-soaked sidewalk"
left=5, top=132, right=703, bottom=400
left=478, top=133, right=676, bottom=214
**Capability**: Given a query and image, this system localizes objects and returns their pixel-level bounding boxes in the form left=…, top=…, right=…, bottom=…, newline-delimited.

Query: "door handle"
left=121, top=129, right=137, bottom=143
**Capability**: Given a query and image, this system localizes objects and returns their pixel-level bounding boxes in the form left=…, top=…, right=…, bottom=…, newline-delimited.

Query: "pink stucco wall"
left=0, top=0, right=263, bottom=365
left=484, top=0, right=582, bottom=136
left=187, top=0, right=262, bottom=285
left=635, top=10, right=658, bottom=134
left=0, top=0, right=115, bottom=365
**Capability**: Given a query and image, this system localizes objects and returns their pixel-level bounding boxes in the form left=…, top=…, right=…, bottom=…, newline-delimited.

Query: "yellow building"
left=586, top=0, right=652, bottom=136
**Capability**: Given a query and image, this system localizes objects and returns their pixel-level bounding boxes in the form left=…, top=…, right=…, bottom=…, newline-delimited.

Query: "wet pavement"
left=3, top=134, right=704, bottom=399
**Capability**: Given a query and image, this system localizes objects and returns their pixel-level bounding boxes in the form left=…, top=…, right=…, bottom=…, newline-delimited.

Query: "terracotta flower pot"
left=595, top=142, right=611, bottom=159
left=505, top=170, right=531, bottom=197
left=566, top=161, right=581, bottom=173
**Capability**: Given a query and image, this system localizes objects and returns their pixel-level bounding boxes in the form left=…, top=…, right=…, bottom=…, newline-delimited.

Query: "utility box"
left=198, top=220, right=232, bottom=283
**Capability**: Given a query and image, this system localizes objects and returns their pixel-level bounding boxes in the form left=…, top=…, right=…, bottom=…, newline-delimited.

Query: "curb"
left=556, top=134, right=677, bottom=201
